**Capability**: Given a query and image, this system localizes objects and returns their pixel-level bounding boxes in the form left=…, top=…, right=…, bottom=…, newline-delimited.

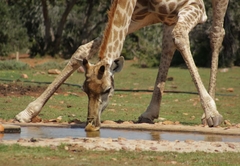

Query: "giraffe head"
left=78, top=56, right=124, bottom=131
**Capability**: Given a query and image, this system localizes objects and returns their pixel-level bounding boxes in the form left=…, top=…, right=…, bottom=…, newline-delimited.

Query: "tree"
left=25, top=0, right=109, bottom=58
left=0, top=1, right=29, bottom=56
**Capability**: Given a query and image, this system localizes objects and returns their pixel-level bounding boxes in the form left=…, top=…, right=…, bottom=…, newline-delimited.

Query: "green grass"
left=0, top=60, right=240, bottom=165
left=0, top=60, right=239, bottom=124
left=0, top=60, right=30, bottom=70
left=0, top=144, right=239, bottom=166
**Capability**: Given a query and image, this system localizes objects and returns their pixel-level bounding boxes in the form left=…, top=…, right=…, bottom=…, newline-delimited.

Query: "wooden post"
left=16, top=51, right=19, bottom=61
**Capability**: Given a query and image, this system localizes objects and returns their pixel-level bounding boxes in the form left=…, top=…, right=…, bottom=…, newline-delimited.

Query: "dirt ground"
left=1, top=56, right=240, bottom=153
left=1, top=122, right=240, bottom=153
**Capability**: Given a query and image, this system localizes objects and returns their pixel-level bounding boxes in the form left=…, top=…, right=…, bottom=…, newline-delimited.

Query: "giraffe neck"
left=98, top=0, right=137, bottom=63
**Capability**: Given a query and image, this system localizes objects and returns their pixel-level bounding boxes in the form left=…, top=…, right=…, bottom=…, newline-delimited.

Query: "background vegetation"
left=0, top=0, right=240, bottom=67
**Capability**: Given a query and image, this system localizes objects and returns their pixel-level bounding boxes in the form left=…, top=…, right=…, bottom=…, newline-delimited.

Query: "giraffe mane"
left=98, top=0, right=118, bottom=60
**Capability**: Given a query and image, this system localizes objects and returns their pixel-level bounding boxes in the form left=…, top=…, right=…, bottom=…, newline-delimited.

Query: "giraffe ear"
left=97, top=65, right=105, bottom=79
left=111, top=56, right=124, bottom=73
left=74, top=57, right=90, bottom=71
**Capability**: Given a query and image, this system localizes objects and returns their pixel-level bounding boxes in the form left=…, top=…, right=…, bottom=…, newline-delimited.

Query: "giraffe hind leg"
left=208, top=0, right=229, bottom=99
left=138, top=25, right=176, bottom=123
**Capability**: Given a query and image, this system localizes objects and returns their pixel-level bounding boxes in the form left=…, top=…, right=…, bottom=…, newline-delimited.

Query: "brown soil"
left=0, top=83, right=46, bottom=97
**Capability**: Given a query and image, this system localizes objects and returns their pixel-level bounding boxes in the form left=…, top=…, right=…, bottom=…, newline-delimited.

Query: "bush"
left=0, top=60, right=30, bottom=70
left=34, top=61, right=68, bottom=70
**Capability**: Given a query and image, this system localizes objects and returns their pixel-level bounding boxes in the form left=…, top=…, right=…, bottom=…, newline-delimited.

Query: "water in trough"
left=2, top=126, right=240, bottom=142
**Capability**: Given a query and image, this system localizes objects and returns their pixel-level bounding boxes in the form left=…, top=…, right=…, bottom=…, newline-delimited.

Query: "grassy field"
left=0, top=60, right=239, bottom=125
left=0, top=59, right=240, bottom=165
left=0, top=144, right=240, bottom=166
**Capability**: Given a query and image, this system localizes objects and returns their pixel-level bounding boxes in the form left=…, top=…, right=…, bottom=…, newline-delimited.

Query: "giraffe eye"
left=102, top=88, right=111, bottom=94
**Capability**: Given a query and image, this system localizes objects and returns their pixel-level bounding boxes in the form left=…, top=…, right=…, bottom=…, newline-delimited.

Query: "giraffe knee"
left=172, top=30, right=189, bottom=51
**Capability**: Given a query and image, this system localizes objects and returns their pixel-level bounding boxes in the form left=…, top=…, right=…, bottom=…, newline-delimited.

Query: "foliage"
left=0, top=1, right=29, bottom=56
left=0, top=60, right=29, bottom=70
left=11, top=0, right=109, bottom=58
left=0, top=0, right=240, bottom=67
left=122, top=24, right=163, bottom=67
left=188, top=0, right=240, bottom=67
left=34, top=61, right=68, bottom=70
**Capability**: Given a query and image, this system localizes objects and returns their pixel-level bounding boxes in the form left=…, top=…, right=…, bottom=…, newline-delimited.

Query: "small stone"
left=122, top=121, right=132, bottom=124
left=150, top=146, right=158, bottom=151
left=235, top=124, right=240, bottom=128
left=155, top=122, right=163, bottom=125
left=227, top=143, right=235, bottom=149
left=29, top=137, right=37, bottom=142
left=17, top=138, right=26, bottom=142
left=174, top=121, right=180, bottom=125
left=69, top=119, right=81, bottom=124
left=21, top=74, right=28, bottom=79
left=67, top=105, right=72, bottom=108
left=171, top=161, right=177, bottom=165
left=0, top=124, right=4, bottom=133
left=135, top=146, right=142, bottom=151
left=105, top=138, right=113, bottom=143
left=224, top=120, right=232, bottom=126
left=214, top=143, right=222, bottom=147
left=158, top=117, right=165, bottom=121
left=102, top=120, right=117, bottom=124
left=64, top=146, right=69, bottom=151
left=57, top=116, right=62, bottom=121
left=121, top=146, right=128, bottom=150
left=118, top=137, right=127, bottom=141
left=226, top=88, right=234, bottom=92
left=48, top=119, right=57, bottom=122
left=31, top=116, right=42, bottom=123
left=48, top=69, right=61, bottom=75
left=185, top=139, right=194, bottom=144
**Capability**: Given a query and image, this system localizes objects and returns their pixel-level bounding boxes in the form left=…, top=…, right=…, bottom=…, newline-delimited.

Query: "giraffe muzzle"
left=85, top=117, right=100, bottom=132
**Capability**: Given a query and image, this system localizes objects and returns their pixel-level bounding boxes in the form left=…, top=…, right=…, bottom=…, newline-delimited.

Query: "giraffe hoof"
left=202, top=114, right=223, bottom=127
left=137, top=116, right=154, bottom=124
left=85, top=122, right=100, bottom=132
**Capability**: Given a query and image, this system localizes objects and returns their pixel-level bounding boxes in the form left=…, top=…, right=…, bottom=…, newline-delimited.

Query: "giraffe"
left=15, top=0, right=229, bottom=131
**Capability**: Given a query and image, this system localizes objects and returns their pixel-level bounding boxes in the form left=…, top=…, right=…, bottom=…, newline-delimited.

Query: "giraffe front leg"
left=15, top=100, right=44, bottom=123
left=138, top=25, right=176, bottom=123
left=172, top=19, right=223, bottom=127
left=15, top=59, right=80, bottom=122
left=15, top=37, right=102, bottom=122
left=202, top=0, right=228, bottom=125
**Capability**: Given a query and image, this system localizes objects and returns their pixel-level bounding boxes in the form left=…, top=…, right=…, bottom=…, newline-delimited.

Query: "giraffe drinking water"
left=16, top=0, right=229, bottom=132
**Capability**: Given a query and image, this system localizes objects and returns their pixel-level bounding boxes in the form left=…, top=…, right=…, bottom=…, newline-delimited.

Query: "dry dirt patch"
left=1, top=122, right=240, bottom=153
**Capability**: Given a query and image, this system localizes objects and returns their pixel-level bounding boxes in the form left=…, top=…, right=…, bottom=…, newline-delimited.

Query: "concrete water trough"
left=1, top=123, right=240, bottom=142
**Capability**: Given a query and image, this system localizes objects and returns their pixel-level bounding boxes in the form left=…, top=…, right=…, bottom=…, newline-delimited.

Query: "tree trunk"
left=53, top=0, right=77, bottom=54
left=41, top=0, right=52, bottom=52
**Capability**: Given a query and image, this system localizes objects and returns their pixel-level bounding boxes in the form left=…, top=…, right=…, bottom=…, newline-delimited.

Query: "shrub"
left=0, top=60, right=30, bottom=70
left=34, top=61, right=68, bottom=70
